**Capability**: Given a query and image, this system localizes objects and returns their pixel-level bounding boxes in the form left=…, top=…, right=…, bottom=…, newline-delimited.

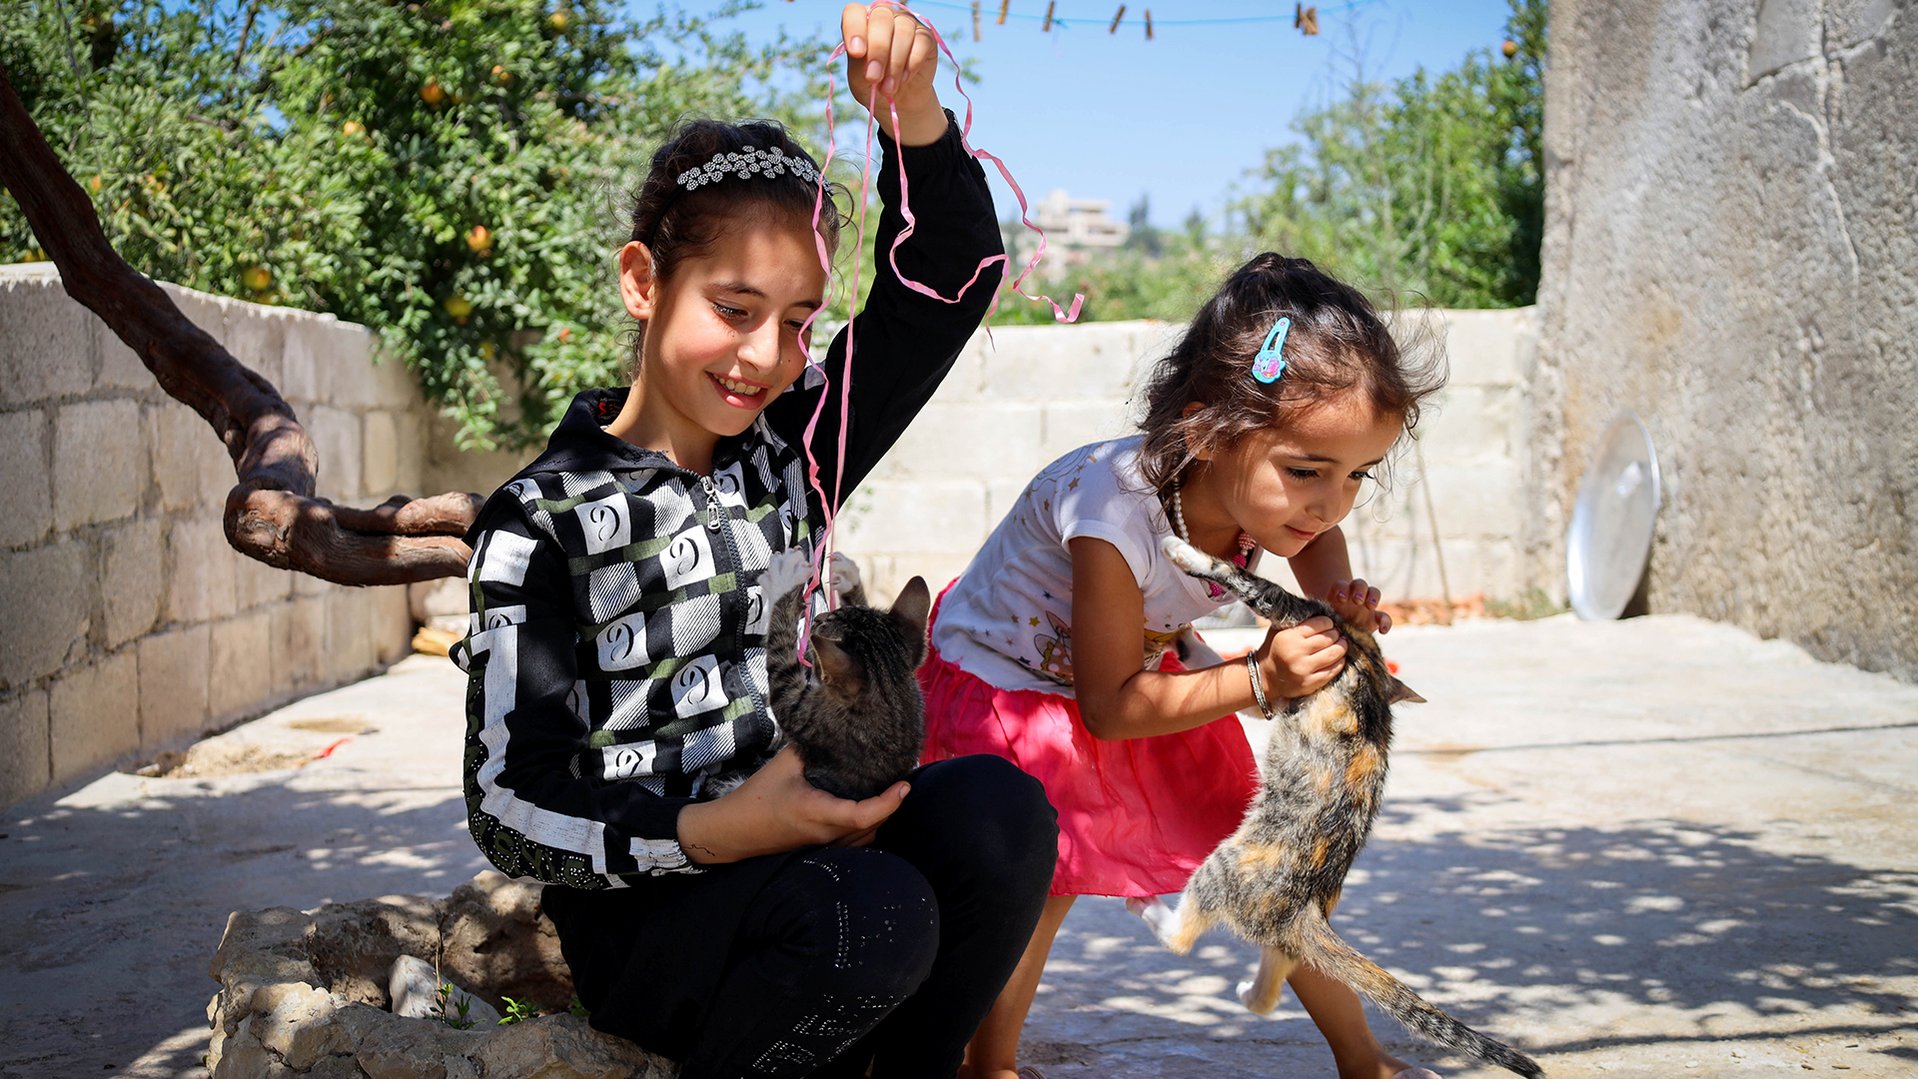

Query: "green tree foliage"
left=986, top=195, right=1235, bottom=328
left=1237, top=0, right=1546, bottom=309
left=989, top=245, right=1237, bottom=327
left=1, top=0, right=828, bottom=449
left=992, top=0, right=1545, bottom=330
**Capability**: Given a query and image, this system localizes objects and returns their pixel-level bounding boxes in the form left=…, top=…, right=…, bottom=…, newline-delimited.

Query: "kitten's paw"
left=761, top=548, right=813, bottom=600
left=1127, top=895, right=1179, bottom=942
left=1159, top=533, right=1205, bottom=573
left=1236, top=977, right=1284, bottom=1015
left=827, top=551, right=865, bottom=604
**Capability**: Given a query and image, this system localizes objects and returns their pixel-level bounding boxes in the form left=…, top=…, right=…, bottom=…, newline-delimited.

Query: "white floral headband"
left=676, top=145, right=821, bottom=191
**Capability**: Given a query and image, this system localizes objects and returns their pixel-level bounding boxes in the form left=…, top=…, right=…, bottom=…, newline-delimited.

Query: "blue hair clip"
left=1251, top=316, right=1291, bottom=384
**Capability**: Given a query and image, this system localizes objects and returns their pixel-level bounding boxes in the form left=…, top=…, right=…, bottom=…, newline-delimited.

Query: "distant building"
left=1009, top=189, right=1129, bottom=269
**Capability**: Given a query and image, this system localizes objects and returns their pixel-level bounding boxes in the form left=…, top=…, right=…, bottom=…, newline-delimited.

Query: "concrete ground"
left=1, top=613, right=1914, bottom=1079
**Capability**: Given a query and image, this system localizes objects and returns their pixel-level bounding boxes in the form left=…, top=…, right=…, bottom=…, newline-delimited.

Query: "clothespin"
left=1042, top=1, right=1054, bottom=32
left=997, top=0, right=1008, bottom=25
left=1109, top=4, right=1125, bottom=33
left=1294, top=3, right=1319, bottom=35
left=1144, top=8, right=1153, bottom=39
left=972, top=0, right=981, bottom=40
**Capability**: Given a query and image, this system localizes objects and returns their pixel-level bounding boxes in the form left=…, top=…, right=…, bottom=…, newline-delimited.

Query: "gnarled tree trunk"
left=0, top=63, right=480, bottom=585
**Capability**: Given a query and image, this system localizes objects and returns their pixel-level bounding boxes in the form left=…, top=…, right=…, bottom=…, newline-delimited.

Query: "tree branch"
left=1, top=61, right=482, bottom=585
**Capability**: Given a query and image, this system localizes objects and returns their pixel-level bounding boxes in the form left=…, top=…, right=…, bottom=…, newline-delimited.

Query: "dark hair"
left=1135, top=253, right=1446, bottom=493
left=623, top=119, right=851, bottom=362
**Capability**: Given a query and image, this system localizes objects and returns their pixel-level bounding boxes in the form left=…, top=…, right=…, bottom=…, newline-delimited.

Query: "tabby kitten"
left=1133, top=534, right=1544, bottom=1078
left=762, top=549, right=933, bottom=801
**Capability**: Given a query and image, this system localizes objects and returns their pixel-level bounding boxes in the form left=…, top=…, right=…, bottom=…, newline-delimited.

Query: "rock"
left=475, top=1013, right=657, bottom=1078
left=306, top=892, right=441, bottom=1008
left=439, top=869, right=573, bottom=1013
left=208, top=871, right=676, bottom=1077
left=253, top=982, right=345, bottom=1067
left=389, top=954, right=501, bottom=1027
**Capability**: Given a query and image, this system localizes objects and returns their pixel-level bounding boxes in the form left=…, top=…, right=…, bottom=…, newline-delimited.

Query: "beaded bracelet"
left=1246, top=651, right=1278, bottom=720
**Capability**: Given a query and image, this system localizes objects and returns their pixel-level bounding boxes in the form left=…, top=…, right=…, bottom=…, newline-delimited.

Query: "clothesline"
left=882, top=0, right=1379, bottom=34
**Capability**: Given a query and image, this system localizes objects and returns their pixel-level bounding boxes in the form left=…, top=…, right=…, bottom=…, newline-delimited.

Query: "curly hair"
left=1134, top=252, right=1446, bottom=494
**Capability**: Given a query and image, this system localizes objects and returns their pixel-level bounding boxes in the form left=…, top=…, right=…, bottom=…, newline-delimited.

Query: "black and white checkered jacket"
left=451, top=116, right=1000, bottom=889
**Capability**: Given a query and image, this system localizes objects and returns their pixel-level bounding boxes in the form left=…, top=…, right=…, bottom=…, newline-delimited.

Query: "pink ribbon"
left=791, top=1, right=1083, bottom=656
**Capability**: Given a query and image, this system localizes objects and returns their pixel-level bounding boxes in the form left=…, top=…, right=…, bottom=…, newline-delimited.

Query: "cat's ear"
left=811, top=635, right=863, bottom=695
left=890, top=577, right=932, bottom=640
left=1388, top=678, right=1425, bottom=705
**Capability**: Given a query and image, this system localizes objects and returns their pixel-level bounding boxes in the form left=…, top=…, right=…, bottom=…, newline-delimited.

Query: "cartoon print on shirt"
left=1142, top=624, right=1182, bottom=669
left=1032, top=610, right=1075, bottom=684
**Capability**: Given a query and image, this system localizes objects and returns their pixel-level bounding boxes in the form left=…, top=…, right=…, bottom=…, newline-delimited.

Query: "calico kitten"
left=1134, top=534, right=1544, bottom=1078
left=761, top=549, right=933, bottom=801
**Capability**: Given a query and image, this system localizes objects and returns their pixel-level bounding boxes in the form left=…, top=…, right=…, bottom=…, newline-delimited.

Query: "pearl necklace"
left=1169, top=480, right=1257, bottom=598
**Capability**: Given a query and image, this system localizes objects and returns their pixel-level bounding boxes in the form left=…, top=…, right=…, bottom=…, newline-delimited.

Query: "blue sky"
left=703, top=0, right=1519, bottom=228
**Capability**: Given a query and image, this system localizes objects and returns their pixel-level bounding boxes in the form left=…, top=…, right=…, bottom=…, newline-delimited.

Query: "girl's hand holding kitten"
left=1258, top=617, right=1347, bottom=699
left=677, top=746, right=909, bottom=864
left=1253, top=577, right=1391, bottom=704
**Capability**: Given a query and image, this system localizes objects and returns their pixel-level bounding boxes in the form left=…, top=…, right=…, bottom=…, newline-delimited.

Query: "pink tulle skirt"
left=918, top=603, right=1258, bottom=899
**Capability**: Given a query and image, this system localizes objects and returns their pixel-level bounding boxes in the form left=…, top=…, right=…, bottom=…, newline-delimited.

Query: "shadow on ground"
left=1024, top=796, right=1918, bottom=1077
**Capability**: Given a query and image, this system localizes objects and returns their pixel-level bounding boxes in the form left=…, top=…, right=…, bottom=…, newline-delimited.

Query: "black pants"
left=544, top=755, right=1058, bottom=1079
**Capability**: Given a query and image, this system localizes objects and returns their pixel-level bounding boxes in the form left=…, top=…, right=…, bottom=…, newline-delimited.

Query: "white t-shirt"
left=933, top=436, right=1256, bottom=696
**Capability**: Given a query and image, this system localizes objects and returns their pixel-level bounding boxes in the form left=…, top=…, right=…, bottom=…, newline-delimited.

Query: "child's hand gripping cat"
left=762, top=549, right=934, bottom=801
left=1132, top=534, right=1545, bottom=1079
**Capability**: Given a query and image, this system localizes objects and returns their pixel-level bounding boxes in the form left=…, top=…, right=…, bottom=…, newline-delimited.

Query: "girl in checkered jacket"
left=451, top=6, right=1056, bottom=1076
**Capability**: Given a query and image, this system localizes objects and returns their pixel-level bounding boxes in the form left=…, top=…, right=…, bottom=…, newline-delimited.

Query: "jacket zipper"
left=693, top=469, right=769, bottom=725
left=699, top=474, right=723, bottom=533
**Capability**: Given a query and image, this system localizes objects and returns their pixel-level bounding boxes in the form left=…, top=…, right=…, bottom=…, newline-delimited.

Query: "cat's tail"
left=1290, top=909, right=1545, bottom=1078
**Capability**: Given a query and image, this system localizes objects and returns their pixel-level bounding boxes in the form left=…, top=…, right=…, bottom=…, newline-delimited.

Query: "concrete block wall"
left=842, top=320, right=1181, bottom=598
left=0, top=264, right=463, bottom=807
left=1535, top=0, right=1918, bottom=678
left=1343, top=308, right=1543, bottom=604
left=837, top=309, right=1542, bottom=607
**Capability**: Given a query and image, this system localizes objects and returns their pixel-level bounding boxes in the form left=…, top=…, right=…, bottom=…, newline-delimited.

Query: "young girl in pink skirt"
left=920, top=253, right=1448, bottom=1079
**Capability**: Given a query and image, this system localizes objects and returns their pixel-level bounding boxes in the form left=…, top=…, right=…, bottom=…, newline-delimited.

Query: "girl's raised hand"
left=1259, top=617, right=1346, bottom=699
left=842, top=2, right=945, bottom=145
left=1327, top=578, right=1392, bottom=635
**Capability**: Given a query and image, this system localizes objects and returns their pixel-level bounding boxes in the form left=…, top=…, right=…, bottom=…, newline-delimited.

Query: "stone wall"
left=0, top=265, right=516, bottom=808
left=838, top=309, right=1542, bottom=607
left=1534, top=0, right=1917, bottom=677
